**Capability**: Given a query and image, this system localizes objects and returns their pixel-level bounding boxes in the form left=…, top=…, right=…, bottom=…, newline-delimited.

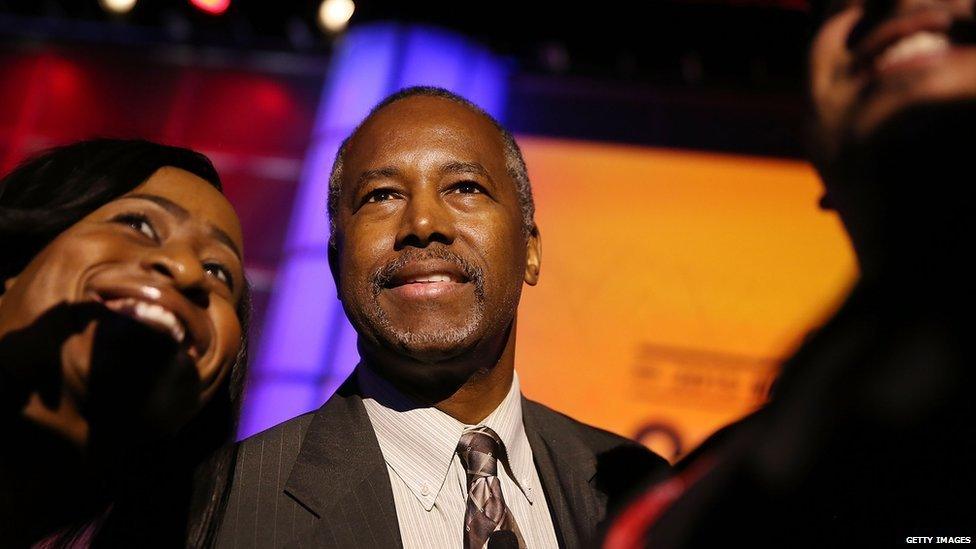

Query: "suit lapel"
left=284, top=380, right=403, bottom=548
left=523, top=399, right=607, bottom=549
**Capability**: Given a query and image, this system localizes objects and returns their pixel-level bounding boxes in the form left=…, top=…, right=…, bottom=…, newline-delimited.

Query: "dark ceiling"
left=0, top=0, right=820, bottom=157
left=0, top=0, right=816, bottom=90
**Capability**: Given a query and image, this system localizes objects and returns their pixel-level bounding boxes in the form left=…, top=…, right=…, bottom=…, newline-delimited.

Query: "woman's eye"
left=204, top=262, right=234, bottom=290
left=113, top=213, right=158, bottom=241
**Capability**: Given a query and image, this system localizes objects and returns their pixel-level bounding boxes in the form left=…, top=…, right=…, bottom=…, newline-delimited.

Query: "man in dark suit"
left=216, top=87, right=668, bottom=548
left=605, top=0, right=975, bottom=546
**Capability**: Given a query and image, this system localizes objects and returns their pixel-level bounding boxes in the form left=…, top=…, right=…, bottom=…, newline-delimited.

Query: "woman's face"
left=0, top=167, right=245, bottom=433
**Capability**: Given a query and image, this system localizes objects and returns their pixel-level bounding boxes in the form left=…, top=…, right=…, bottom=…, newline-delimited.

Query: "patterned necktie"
left=456, top=426, right=526, bottom=549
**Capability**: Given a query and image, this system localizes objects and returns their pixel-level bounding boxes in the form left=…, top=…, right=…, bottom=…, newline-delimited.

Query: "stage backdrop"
left=0, top=48, right=857, bottom=461
left=513, top=137, right=857, bottom=460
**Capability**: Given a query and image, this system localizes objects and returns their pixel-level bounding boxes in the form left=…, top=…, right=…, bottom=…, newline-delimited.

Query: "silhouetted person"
left=605, top=0, right=976, bottom=546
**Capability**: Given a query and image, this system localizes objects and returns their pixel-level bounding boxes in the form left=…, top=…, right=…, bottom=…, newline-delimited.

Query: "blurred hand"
left=0, top=301, right=202, bottom=445
left=86, top=311, right=202, bottom=449
left=0, top=301, right=108, bottom=413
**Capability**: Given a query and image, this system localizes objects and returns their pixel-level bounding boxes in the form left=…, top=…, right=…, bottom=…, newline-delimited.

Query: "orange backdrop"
left=513, top=137, right=858, bottom=461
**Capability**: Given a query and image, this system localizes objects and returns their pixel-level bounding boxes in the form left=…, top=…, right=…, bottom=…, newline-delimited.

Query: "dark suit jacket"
left=216, top=379, right=668, bottom=548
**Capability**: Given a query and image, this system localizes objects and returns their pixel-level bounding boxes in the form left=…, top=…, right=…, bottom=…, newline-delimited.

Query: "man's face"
left=332, top=96, right=540, bottom=364
left=811, top=0, right=976, bottom=156
left=0, top=167, right=245, bottom=428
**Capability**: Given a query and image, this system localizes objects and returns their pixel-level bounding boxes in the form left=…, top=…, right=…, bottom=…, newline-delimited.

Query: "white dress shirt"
left=358, top=366, right=559, bottom=549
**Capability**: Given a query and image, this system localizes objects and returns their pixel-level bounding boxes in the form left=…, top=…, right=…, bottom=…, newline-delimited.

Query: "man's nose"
left=142, top=245, right=210, bottom=306
left=394, top=190, right=457, bottom=249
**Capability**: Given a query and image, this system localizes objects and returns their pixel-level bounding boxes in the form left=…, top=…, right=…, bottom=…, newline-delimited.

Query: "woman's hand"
left=0, top=301, right=109, bottom=414
left=1, top=300, right=202, bottom=454
left=86, top=311, right=202, bottom=447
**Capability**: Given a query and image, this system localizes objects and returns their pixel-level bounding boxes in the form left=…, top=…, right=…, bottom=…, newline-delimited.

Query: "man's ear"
left=524, top=225, right=541, bottom=286
left=327, top=240, right=341, bottom=294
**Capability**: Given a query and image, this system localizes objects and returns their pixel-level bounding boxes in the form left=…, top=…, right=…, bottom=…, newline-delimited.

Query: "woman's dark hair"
left=0, top=138, right=249, bottom=547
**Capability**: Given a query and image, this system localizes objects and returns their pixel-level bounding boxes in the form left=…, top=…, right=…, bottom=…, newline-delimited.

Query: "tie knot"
left=457, top=426, right=503, bottom=475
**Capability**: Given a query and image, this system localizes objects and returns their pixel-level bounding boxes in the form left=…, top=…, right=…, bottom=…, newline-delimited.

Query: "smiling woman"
left=0, top=139, right=250, bottom=547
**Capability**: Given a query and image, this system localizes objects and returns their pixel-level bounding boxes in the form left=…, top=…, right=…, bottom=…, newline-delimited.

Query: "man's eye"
left=451, top=182, right=483, bottom=194
left=365, top=189, right=398, bottom=203
left=113, top=213, right=158, bottom=241
left=204, top=262, right=234, bottom=290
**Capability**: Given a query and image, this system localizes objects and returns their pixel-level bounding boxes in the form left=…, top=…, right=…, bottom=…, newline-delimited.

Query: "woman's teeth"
left=102, top=298, right=187, bottom=344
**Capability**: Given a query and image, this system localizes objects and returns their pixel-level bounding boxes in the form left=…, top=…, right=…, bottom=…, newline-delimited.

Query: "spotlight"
left=189, top=0, right=230, bottom=16
left=99, top=0, right=137, bottom=14
left=318, top=0, right=355, bottom=33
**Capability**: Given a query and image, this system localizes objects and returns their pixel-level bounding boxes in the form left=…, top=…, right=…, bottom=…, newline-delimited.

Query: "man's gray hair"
left=327, top=86, right=535, bottom=244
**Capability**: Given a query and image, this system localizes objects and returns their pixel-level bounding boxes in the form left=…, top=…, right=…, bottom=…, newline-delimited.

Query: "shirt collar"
left=358, top=365, right=535, bottom=510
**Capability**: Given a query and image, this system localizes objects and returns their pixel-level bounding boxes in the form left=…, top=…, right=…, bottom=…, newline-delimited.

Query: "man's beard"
left=813, top=12, right=976, bottom=180
left=816, top=97, right=976, bottom=187
left=365, top=247, right=488, bottom=357
left=811, top=97, right=976, bottom=275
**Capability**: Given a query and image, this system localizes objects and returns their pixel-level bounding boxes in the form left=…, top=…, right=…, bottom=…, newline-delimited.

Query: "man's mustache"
left=370, top=247, right=485, bottom=295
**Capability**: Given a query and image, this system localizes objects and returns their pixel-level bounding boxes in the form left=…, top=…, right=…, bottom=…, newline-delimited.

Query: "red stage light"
left=189, top=0, right=230, bottom=15
left=45, top=57, right=82, bottom=97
